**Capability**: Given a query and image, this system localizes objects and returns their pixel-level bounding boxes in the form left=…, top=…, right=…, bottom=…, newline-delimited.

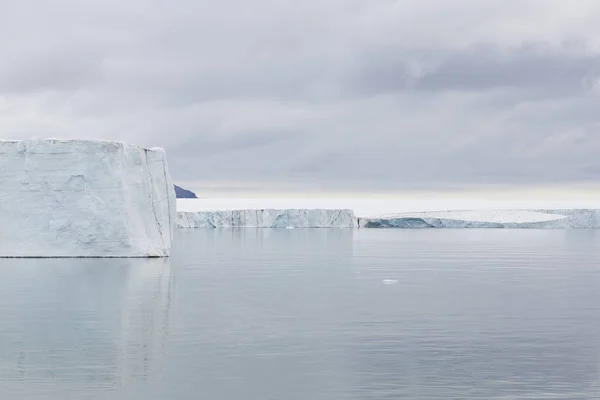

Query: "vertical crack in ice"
left=160, top=150, right=173, bottom=238
left=145, top=149, right=163, bottom=244
left=333, top=209, right=342, bottom=227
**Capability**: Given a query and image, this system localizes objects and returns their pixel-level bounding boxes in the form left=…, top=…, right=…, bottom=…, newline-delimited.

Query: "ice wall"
left=359, top=209, right=600, bottom=228
left=177, top=209, right=357, bottom=228
left=0, top=139, right=176, bottom=257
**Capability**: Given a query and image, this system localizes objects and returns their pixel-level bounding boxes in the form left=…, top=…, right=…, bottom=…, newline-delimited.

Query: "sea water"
left=1, top=229, right=600, bottom=399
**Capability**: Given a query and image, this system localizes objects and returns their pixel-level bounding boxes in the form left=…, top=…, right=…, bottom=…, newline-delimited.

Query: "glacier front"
left=359, top=209, right=600, bottom=228
left=0, top=139, right=176, bottom=257
left=177, top=209, right=357, bottom=228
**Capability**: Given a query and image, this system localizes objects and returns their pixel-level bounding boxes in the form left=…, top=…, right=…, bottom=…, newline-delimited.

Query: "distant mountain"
left=174, top=185, right=197, bottom=198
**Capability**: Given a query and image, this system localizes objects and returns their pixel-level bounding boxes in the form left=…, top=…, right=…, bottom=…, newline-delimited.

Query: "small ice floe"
left=381, top=279, right=398, bottom=284
left=285, top=226, right=295, bottom=229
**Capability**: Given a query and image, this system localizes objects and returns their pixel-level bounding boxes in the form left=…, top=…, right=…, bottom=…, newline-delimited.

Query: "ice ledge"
left=177, top=209, right=356, bottom=228
left=359, top=209, right=600, bottom=228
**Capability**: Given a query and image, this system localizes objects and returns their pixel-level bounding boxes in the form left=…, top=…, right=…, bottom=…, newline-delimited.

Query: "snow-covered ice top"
left=0, top=139, right=176, bottom=257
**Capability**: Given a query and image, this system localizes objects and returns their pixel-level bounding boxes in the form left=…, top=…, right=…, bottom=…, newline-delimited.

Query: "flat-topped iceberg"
left=359, top=209, right=600, bottom=228
left=177, top=209, right=356, bottom=228
left=0, top=139, right=176, bottom=257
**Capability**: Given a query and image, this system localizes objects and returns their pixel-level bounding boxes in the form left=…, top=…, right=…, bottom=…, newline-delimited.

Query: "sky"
left=1, top=0, right=600, bottom=197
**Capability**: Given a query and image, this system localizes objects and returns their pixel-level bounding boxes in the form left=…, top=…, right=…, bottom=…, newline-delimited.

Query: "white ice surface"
left=0, top=139, right=176, bottom=257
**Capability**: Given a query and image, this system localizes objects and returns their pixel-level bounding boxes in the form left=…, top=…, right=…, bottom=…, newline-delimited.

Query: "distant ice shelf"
left=177, top=209, right=356, bottom=228
left=175, top=199, right=600, bottom=229
left=359, top=209, right=600, bottom=228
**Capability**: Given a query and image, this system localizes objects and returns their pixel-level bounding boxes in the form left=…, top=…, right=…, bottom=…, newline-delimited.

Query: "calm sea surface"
left=1, top=229, right=600, bottom=399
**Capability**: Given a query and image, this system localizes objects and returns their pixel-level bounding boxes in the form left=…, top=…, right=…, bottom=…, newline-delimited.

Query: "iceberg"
left=0, top=139, right=176, bottom=257
left=177, top=209, right=357, bottom=228
left=359, top=209, right=600, bottom=228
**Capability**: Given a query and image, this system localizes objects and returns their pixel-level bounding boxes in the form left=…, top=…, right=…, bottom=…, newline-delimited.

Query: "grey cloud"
left=288, top=152, right=360, bottom=175
left=580, top=166, right=600, bottom=179
left=171, top=130, right=300, bottom=159
left=1, top=0, right=600, bottom=193
left=0, top=49, right=105, bottom=94
left=354, top=45, right=600, bottom=97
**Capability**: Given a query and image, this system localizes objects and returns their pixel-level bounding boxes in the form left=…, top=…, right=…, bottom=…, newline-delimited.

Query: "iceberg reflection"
left=0, top=258, right=173, bottom=395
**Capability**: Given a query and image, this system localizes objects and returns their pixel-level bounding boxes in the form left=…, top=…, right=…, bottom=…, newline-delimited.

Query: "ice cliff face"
left=0, top=139, right=176, bottom=257
left=177, top=209, right=356, bottom=228
left=359, top=209, right=600, bottom=228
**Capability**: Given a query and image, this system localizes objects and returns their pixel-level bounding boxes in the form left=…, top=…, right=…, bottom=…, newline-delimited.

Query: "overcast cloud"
left=1, top=0, right=600, bottom=193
